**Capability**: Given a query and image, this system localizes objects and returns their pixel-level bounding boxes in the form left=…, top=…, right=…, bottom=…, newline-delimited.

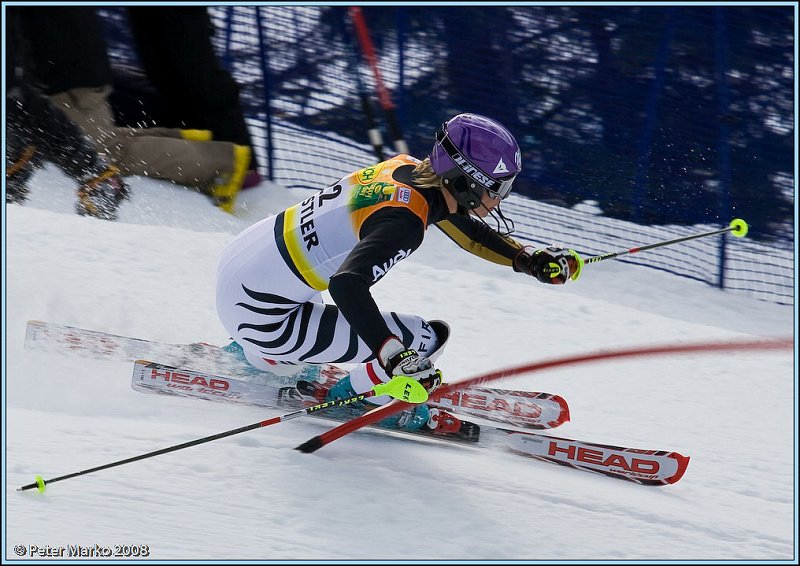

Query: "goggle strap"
left=494, top=204, right=515, bottom=235
left=470, top=201, right=516, bottom=236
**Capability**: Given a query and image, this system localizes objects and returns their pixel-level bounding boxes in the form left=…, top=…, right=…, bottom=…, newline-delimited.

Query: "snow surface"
left=4, top=166, right=796, bottom=562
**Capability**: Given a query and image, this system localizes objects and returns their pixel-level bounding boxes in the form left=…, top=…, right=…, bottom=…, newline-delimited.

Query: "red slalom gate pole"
left=349, top=6, right=393, bottom=111
left=348, top=6, right=409, bottom=155
left=294, top=336, right=792, bottom=453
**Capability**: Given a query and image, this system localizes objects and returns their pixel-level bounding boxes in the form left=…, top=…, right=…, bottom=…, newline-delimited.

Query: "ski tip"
left=550, top=394, right=571, bottom=427
left=295, top=436, right=324, bottom=453
left=665, top=453, right=691, bottom=484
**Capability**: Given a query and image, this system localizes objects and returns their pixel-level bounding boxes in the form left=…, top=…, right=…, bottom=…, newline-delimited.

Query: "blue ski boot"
left=325, top=375, right=366, bottom=411
left=221, top=340, right=247, bottom=363
left=325, top=375, right=431, bottom=431
left=379, top=403, right=431, bottom=432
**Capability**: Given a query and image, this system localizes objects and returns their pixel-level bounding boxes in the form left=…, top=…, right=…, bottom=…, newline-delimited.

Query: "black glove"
left=515, top=245, right=583, bottom=284
left=378, top=336, right=442, bottom=394
left=76, top=164, right=129, bottom=221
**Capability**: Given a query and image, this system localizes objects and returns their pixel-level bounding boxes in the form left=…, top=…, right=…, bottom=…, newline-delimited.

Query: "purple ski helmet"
left=430, top=113, right=522, bottom=210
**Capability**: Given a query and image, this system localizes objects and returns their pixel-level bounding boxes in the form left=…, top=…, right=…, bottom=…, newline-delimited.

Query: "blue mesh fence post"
left=714, top=8, right=732, bottom=290
left=255, top=7, right=274, bottom=181
left=220, top=7, right=234, bottom=72
left=396, top=7, right=406, bottom=128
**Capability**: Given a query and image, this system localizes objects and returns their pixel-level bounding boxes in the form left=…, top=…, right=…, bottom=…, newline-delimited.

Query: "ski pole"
left=584, top=218, right=749, bottom=265
left=18, top=377, right=428, bottom=493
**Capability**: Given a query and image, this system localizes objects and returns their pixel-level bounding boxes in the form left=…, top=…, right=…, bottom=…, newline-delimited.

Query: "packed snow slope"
left=4, top=167, right=796, bottom=562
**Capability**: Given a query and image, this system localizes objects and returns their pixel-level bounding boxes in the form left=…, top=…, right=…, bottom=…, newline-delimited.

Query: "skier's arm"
left=434, top=214, right=522, bottom=266
left=435, top=214, right=582, bottom=284
left=328, top=208, right=425, bottom=355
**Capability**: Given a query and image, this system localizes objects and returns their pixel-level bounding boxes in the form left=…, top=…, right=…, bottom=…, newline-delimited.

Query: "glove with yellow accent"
left=378, top=336, right=442, bottom=394
left=515, top=245, right=583, bottom=284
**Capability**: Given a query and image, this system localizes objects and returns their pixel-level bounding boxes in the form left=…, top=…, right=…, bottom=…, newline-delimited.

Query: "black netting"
left=97, top=6, right=794, bottom=304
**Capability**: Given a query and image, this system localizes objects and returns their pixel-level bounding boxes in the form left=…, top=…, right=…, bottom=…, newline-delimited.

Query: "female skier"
left=216, top=113, right=581, bottom=432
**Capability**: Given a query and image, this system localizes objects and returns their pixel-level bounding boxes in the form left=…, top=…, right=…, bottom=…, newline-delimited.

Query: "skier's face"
left=470, top=189, right=502, bottom=218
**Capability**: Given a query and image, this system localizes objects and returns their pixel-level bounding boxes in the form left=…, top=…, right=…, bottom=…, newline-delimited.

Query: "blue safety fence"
left=97, top=6, right=794, bottom=305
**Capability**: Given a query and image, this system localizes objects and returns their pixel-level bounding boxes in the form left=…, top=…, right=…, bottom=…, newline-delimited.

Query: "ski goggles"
left=436, top=126, right=517, bottom=200
left=485, top=177, right=516, bottom=200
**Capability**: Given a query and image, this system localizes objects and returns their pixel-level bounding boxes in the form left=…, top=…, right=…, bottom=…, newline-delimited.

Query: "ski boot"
left=221, top=339, right=247, bottom=363
left=75, top=164, right=129, bottom=221
left=380, top=403, right=432, bottom=432
left=323, top=375, right=370, bottom=414
left=322, top=375, right=478, bottom=438
left=321, top=374, right=427, bottom=430
left=425, top=408, right=481, bottom=442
